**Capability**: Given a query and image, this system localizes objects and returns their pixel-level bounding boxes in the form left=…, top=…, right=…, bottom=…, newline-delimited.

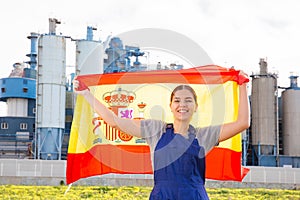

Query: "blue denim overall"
left=149, top=124, right=209, bottom=200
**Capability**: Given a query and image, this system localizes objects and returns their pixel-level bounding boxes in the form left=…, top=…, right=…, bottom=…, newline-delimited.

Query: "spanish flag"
left=66, top=65, right=249, bottom=185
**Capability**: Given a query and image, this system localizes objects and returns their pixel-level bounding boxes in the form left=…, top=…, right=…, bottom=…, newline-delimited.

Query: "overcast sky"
left=0, top=0, right=299, bottom=104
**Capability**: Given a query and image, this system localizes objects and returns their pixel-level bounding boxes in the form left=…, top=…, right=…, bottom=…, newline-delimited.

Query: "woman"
left=73, top=72, right=250, bottom=200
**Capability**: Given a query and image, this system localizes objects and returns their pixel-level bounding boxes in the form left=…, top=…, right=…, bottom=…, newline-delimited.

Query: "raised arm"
left=73, top=78, right=142, bottom=138
left=219, top=73, right=250, bottom=142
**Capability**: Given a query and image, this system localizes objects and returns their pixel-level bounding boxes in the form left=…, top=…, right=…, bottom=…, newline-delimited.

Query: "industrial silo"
left=36, top=18, right=66, bottom=160
left=76, top=26, right=104, bottom=75
left=250, top=58, right=278, bottom=162
left=282, top=75, right=300, bottom=157
left=5, top=31, right=38, bottom=117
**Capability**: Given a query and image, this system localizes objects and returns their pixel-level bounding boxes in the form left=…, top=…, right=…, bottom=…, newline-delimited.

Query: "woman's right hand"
left=73, top=77, right=90, bottom=96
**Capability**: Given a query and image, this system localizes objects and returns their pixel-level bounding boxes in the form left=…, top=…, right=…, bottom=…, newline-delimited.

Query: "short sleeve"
left=141, top=119, right=165, bottom=151
left=196, top=125, right=221, bottom=155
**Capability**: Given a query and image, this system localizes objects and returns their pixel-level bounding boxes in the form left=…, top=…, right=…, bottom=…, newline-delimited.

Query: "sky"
left=1, top=0, right=300, bottom=114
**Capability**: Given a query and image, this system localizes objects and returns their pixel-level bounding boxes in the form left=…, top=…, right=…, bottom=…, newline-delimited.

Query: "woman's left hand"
left=238, top=70, right=250, bottom=84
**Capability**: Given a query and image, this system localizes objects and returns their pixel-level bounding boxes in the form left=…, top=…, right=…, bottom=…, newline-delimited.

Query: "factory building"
left=0, top=18, right=299, bottom=169
left=248, top=58, right=300, bottom=167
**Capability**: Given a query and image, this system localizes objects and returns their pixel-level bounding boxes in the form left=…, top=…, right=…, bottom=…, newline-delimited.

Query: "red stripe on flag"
left=206, top=147, right=249, bottom=181
left=66, top=145, right=248, bottom=184
left=76, top=65, right=249, bottom=87
left=66, top=144, right=152, bottom=184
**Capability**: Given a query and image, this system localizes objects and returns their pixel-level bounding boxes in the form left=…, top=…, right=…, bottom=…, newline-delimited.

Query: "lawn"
left=0, top=185, right=299, bottom=200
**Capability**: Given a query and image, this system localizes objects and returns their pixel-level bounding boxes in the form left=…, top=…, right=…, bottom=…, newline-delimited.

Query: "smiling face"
left=170, top=86, right=198, bottom=122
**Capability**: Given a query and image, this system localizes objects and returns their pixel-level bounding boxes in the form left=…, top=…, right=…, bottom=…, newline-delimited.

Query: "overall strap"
left=165, top=123, right=174, bottom=135
left=166, top=123, right=173, bottom=130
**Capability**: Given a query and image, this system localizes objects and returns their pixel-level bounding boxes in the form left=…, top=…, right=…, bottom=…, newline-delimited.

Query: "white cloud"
left=0, top=0, right=299, bottom=89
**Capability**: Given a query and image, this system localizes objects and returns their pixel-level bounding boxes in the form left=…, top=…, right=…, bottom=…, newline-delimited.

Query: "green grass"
left=0, top=185, right=299, bottom=200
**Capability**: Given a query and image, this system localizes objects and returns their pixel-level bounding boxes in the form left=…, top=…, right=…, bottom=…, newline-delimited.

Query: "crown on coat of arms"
left=102, top=87, right=136, bottom=107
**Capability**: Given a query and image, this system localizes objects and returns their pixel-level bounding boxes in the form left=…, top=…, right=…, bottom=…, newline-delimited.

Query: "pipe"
left=86, top=26, right=97, bottom=41
left=26, top=32, right=39, bottom=70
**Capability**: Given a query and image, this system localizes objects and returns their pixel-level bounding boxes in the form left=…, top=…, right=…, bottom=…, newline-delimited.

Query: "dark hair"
left=170, top=85, right=197, bottom=104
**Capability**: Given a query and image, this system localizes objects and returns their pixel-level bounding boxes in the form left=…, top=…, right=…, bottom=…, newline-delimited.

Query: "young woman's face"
left=170, top=89, right=198, bottom=122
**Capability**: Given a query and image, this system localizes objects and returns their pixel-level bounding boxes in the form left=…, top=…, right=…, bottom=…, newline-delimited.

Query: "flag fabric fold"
left=66, top=65, right=249, bottom=185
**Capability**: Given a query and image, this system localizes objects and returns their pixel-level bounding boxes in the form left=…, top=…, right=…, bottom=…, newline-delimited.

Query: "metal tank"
left=76, top=26, right=104, bottom=75
left=282, top=75, right=300, bottom=156
left=251, top=58, right=278, bottom=158
left=36, top=18, right=66, bottom=160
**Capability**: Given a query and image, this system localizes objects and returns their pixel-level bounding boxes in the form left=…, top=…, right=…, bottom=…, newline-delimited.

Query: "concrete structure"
left=36, top=18, right=66, bottom=160
left=282, top=75, right=300, bottom=157
left=75, top=26, right=104, bottom=75
left=251, top=58, right=278, bottom=157
left=0, top=159, right=299, bottom=189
